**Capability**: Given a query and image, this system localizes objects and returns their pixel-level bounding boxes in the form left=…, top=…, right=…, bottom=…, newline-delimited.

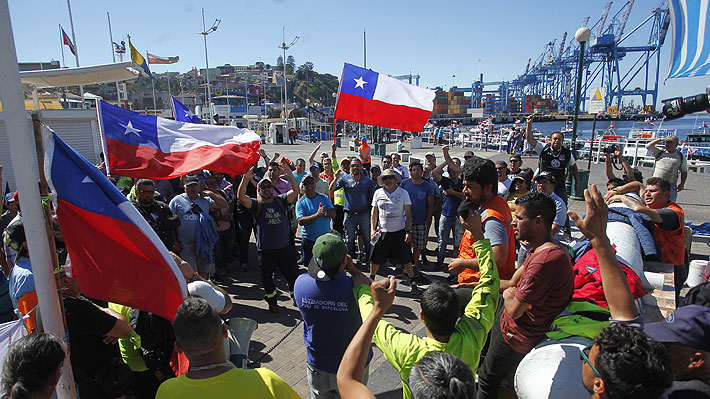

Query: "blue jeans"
left=344, top=212, right=371, bottom=259
left=438, top=215, right=462, bottom=263
left=302, top=238, right=315, bottom=267
left=554, top=187, right=571, bottom=233
left=307, top=363, right=368, bottom=399
left=670, top=183, right=678, bottom=202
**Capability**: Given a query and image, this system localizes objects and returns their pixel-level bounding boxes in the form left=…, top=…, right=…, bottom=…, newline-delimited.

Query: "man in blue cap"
left=294, top=233, right=370, bottom=399
left=645, top=305, right=710, bottom=398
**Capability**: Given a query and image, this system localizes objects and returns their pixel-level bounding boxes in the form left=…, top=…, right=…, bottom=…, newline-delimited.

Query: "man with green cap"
left=294, top=233, right=372, bottom=399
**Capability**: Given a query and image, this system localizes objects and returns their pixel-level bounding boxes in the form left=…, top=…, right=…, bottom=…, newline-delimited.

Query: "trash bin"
left=570, top=169, right=590, bottom=200
left=335, top=137, right=341, bottom=148
left=377, top=144, right=386, bottom=157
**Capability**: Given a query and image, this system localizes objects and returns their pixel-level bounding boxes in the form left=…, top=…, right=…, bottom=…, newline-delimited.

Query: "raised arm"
left=237, top=167, right=255, bottom=209
left=525, top=114, right=538, bottom=148
left=432, top=162, right=446, bottom=184
left=605, top=154, right=616, bottom=181
left=442, top=145, right=461, bottom=176
left=281, top=162, right=300, bottom=203
left=568, top=185, right=638, bottom=321
left=308, top=142, right=322, bottom=165
left=337, top=277, right=396, bottom=399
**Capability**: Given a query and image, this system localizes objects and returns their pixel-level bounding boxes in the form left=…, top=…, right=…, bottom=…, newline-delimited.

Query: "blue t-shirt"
left=9, top=256, right=34, bottom=308
left=335, top=174, right=376, bottom=212
left=439, top=176, right=463, bottom=217
left=169, top=194, right=215, bottom=243
left=296, top=194, right=334, bottom=242
left=548, top=192, right=568, bottom=227
left=400, top=179, right=433, bottom=225
left=293, top=171, right=307, bottom=185
left=248, top=193, right=291, bottom=250
left=294, top=272, right=372, bottom=374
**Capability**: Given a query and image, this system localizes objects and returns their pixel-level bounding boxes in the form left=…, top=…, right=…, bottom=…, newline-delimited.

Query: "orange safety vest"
left=359, top=145, right=371, bottom=163
left=458, top=195, right=516, bottom=283
left=653, top=201, right=685, bottom=266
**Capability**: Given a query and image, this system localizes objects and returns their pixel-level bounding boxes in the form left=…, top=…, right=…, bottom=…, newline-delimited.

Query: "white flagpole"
left=59, top=24, right=66, bottom=68
left=65, top=0, right=84, bottom=108
left=0, top=1, right=77, bottom=398
left=107, top=12, right=121, bottom=106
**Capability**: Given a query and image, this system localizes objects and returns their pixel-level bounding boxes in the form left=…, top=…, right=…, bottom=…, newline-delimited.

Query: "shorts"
left=411, top=224, right=428, bottom=249
left=370, top=229, right=413, bottom=265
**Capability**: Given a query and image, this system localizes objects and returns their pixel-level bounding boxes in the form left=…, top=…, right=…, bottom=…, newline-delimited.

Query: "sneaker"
left=266, top=298, right=279, bottom=313
left=413, top=274, right=431, bottom=286
left=369, top=274, right=376, bottom=281
left=410, top=281, right=420, bottom=295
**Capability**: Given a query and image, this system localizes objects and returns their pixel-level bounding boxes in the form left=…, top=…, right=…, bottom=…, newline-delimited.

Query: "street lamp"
left=278, top=26, right=299, bottom=130
left=222, top=74, right=230, bottom=122
left=199, top=8, right=220, bottom=124
left=571, top=26, right=591, bottom=151
left=306, top=99, right=311, bottom=139
left=452, top=74, right=456, bottom=89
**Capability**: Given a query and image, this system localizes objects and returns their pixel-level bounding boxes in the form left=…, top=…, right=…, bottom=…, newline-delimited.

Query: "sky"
left=8, top=0, right=710, bottom=106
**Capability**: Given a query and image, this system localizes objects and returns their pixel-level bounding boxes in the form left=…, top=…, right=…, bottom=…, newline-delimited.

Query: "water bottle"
left=370, top=229, right=381, bottom=246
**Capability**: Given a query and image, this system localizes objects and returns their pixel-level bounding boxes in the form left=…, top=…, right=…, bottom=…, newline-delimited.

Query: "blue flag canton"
left=340, top=63, right=378, bottom=100
left=172, top=97, right=203, bottom=124
left=99, top=101, right=161, bottom=149
left=50, top=132, right=132, bottom=224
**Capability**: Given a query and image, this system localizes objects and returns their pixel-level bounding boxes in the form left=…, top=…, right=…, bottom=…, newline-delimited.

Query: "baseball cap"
left=188, top=281, right=226, bottom=312
left=184, top=175, right=199, bottom=186
left=464, top=150, right=475, bottom=159
left=310, top=161, right=322, bottom=172
left=4, top=193, right=14, bottom=203
left=257, top=177, right=272, bottom=188
left=308, top=233, right=347, bottom=281
left=302, top=175, right=315, bottom=185
left=4, top=217, right=25, bottom=253
left=644, top=305, right=710, bottom=351
left=535, top=171, right=556, bottom=184
left=425, top=151, right=435, bottom=158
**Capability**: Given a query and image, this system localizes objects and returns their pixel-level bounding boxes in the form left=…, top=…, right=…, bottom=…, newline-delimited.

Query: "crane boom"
left=616, top=0, right=635, bottom=39
left=597, top=2, right=614, bottom=36
left=558, top=32, right=567, bottom=59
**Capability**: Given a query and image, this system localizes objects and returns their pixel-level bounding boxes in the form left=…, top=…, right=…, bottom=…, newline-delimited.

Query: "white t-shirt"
left=371, top=187, right=411, bottom=232
left=394, top=165, right=410, bottom=179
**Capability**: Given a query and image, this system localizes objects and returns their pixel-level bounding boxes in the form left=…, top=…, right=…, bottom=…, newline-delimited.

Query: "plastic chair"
left=224, top=317, right=258, bottom=369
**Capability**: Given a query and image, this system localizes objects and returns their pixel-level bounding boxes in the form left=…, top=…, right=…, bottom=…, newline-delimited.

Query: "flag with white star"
left=42, top=128, right=187, bottom=320
left=334, top=63, right=434, bottom=132
left=97, top=100, right=260, bottom=179
left=171, top=96, right=203, bottom=124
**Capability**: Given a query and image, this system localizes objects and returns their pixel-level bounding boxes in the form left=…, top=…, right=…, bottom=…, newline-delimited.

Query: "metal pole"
left=0, top=2, right=77, bottom=397
left=587, top=113, right=597, bottom=169
left=107, top=13, right=121, bottom=105
left=202, top=8, right=213, bottom=124
left=151, top=75, right=157, bottom=111
left=65, top=0, right=84, bottom=108
left=283, top=27, right=288, bottom=130
left=59, top=24, right=66, bottom=68
left=363, top=29, right=366, bottom=68
left=571, top=40, right=586, bottom=153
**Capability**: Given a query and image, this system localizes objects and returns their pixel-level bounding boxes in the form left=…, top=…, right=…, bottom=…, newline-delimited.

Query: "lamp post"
left=307, top=99, right=312, bottom=140
left=199, top=8, right=220, bottom=124
left=571, top=26, right=591, bottom=152
left=222, top=74, right=230, bottom=123
left=279, top=27, right=299, bottom=130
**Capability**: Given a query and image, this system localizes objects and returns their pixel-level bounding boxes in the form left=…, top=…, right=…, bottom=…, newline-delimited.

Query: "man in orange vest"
left=448, top=158, right=516, bottom=299
left=606, top=176, right=686, bottom=301
left=358, top=138, right=371, bottom=172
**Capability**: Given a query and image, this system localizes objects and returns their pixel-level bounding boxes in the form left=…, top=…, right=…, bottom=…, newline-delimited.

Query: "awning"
left=20, top=61, right=145, bottom=88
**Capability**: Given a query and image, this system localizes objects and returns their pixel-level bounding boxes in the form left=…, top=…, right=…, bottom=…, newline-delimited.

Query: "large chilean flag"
left=97, top=100, right=260, bottom=179
left=334, top=63, right=434, bottom=132
left=43, top=129, right=187, bottom=320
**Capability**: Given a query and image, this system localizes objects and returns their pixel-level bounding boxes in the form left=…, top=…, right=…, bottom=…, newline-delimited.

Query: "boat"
left=681, top=125, right=710, bottom=161
left=622, top=121, right=676, bottom=166
left=580, top=125, right=625, bottom=160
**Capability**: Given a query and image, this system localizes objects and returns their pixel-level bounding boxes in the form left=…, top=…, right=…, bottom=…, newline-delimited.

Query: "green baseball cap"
left=308, top=233, right=347, bottom=281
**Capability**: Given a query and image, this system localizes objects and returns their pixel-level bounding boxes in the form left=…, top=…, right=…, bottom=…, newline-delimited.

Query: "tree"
left=255, top=61, right=265, bottom=71
left=277, top=55, right=283, bottom=66
left=286, top=55, right=296, bottom=68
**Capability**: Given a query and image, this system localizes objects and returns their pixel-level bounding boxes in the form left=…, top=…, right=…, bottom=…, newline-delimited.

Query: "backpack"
left=128, top=309, right=176, bottom=379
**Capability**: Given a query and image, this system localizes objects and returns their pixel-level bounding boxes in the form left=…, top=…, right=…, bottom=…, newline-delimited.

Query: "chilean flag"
left=60, top=26, right=76, bottom=56
left=171, top=96, right=203, bottom=124
left=43, top=129, right=187, bottom=320
left=97, top=100, right=260, bottom=179
left=334, top=63, right=434, bottom=132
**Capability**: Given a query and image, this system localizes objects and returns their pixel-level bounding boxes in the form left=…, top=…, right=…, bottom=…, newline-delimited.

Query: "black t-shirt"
left=133, top=200, right=180, bottom=250
left=663, top=379, right=710, bottom=399
left=539, top=145, right=572, bottom=189
left=64, top=296, right=121, bottom=375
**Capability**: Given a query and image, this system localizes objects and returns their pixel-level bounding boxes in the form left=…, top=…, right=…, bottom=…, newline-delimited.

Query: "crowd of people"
left=0, top=114, right=707, bottom=399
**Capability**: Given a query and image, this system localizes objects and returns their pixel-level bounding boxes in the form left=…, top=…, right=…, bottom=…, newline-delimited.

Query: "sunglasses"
left=509, top=159, right=521, bottom=163
left=382, top=175, right=395, bottom=180
left=259, top=184, right=272, bottom=189
left=303, top=180, right=315, bottom=185
left=496, top=167, right=507, bottom=170
left=579, top=346, right=602, bottom=379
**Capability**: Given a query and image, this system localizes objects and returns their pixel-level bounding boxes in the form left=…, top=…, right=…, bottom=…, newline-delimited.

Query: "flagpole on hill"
left=0, top=1, right=77, bottom=397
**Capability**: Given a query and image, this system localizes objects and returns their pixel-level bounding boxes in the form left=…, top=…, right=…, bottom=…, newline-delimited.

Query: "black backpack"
left=128, top=309, right=177, bottom=380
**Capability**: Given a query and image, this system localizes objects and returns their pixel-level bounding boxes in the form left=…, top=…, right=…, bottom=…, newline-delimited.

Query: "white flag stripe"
left=668, top=0, right=710, bottom=78
left=373, top=74, right=435, bottom=111
left=157, top=119, right=261, bottom=152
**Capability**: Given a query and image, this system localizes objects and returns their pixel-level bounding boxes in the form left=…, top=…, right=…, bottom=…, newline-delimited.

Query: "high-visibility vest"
left=654, top=201, right=685, bottom=266
left=359, top=145, right=371, bottom=163
left=458, top=195, right=516, bottom=282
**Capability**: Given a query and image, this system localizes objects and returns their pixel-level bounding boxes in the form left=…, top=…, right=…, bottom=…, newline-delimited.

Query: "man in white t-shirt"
left=391, top=153, right=410, bottom=179
left=369, top=169, right=417, bottom=293
left=495, top=160, right=512, bottom=199
left=646, top=135, right=687, bottom=202
left=534, top=171, right=567, bottom=237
